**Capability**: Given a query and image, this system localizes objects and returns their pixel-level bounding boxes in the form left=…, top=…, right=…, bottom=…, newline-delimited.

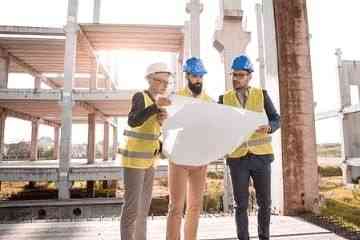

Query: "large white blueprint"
left=162, top=95, right=268, bottom=166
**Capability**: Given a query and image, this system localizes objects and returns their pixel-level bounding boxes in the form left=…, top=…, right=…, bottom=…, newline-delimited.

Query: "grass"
left=319, top=176, right=360, bottom=229
left=319, top=166, right=342, bottom=177
left=320, top=199, right=360, bottom=230
left=0, top=181, right=118, bottom=200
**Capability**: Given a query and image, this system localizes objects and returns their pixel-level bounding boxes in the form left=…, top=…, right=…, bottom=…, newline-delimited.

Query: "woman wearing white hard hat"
left=119, top=62, right=172, bottom=240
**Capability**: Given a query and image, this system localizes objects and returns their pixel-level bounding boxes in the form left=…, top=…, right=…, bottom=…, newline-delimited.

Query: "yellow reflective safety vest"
left=177, top=87, right=213, bottom=102
left=223, top=87, right=273, bottom=158
left=119, top=92, right=161, bottom=169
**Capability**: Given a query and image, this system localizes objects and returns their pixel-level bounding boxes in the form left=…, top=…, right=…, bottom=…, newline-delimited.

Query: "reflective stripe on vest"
left=240, top=136, right=272, bottom=148
left=118, top=148, right=155, bottom=159
left=123, top=130, right=160, bottom=140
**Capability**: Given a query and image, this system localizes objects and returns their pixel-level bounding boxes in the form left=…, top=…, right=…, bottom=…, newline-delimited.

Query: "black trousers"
left=227, top=153, right=272, bottom=240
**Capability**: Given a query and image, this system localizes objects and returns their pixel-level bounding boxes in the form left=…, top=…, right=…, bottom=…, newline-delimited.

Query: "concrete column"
left=53, top=127, right=60, bottom=160
left=110, top=119, right=118, bottom=189
left=30, top=120, right=39, bottom=161
left=112, top=121, right=118, bottom=160
left=87, top=113, right=96, bottom=197
left=89, top=58, right=98, bottom=90
left=59, top=0, right=79, bottom=200
left=34, top=77, right=41, bottom=90
left=29, top=120, right=39, bottom=188
left=93, top=0, right=101, bottom=23
left=213, top=0, right=249, bottom=213
left=102, top=121, right=110, bottom=189
left=213, top=0, right=250, bottom=90
left=105, top=77, right=111, bottom=90
left=177, top=57, right=184, bottom=90
left=87, top=113, right=96, bottom=164
left=186, top=0, right=203, bottom=58
left=0, top=109, right=6, bottom=161
left=223, top=164, right=234, bottom=213
left=0, top=110, right=4, bottom=191
left=335, top=49, right=353, bottom=185
left=0, top=51, right=8, bottom=190
left=0, top=50, right=9, bottom=89
left=261, top=0, right=284, bottom=214
left=171, top=53, right=183, bottom=92
left=0, top=50, right=8, bottom=161
left=103, top=121, right=109, bottom=161
left=273, top=0, right=319, bottom=215
left=183, top=21, right=191, bottom=61
left=255, top=4, right=266, bottom=89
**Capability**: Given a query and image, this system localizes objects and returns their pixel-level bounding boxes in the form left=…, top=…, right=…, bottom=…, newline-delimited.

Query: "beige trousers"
left=166, top=162, right=207, bottom=240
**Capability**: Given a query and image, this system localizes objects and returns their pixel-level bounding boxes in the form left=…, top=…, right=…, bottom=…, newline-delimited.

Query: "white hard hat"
left=145, top=62, right=172, bottom=79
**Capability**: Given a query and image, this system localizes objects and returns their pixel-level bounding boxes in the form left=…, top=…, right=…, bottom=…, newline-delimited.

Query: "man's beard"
left=233, top=81, right=248, bottom=92
left=188, top=81, right=202, bottom=95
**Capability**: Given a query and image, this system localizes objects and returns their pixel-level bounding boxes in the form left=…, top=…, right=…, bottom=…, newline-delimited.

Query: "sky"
left=1, top=0, right=360, bottom=144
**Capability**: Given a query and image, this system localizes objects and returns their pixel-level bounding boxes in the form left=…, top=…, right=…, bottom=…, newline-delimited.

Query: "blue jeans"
left=227, top=153, right=272, bottom=240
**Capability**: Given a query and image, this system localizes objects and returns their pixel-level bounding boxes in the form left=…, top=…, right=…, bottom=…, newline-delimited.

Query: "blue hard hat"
left=231, top=55, right=254, bottom=73
left=183, top=57, right=207, bottom=76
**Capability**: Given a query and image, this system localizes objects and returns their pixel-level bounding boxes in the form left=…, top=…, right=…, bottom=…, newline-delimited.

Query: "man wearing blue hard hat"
left=219, top=54, right=280, bottom=240
left=166, top=57, right=212, bottom=240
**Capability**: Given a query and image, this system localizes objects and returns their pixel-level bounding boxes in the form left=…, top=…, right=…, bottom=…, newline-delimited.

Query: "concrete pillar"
left=103, top=121, right=109, bottom=161
left=29, top=77, right=41, bottom=188
left=0, top=50, right=8, bottom=190
left=0, top=109, right=6, bottom=161
left=213, top=0, right=251, bottom=91
left=177, top=57, right=184, bottom=90
left=89, top=58, right=98, bottom=90
left=105, top=77, right=111, bottom=90
left=0, top=50, right=9, bottom=89
left=171, top=53, right=184, bottom=92
left=261, top=0, right=284, bottom=214
left=86, top=113, right=96, bottom=197
left=336, top=49, right=353, bottom=184
left=183, top=21, right=191, bottom=62
left=0, top=50, right=8, bottom=161
left=29, top=120, right=39, bottom=188
left=213, top=0, right=249, bottom=213
left=59, top=0, right=79, bottom=200
left=109, top=119, right=119, bottom=189
left=255, top=4, right=266, bottom=89
left=34, top=77, right=41, bottom=90
left=93, top=0, right=101, bottom=23
left=112, top=121, right=118, bottom=161
left=186, top=0, right=202, bottom=58
left=53, top=127, right=60, bottom=160
left=101, top=121, right=110, bottom=189
left=273, top=0, right=319, bottom=215
left=30, top=120, right=39, bottom=161
left=87, top=113, right=96, bottom=164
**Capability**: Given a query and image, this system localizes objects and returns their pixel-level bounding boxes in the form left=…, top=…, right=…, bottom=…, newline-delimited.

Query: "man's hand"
left=156, top=97, right=171, bottom=108
left=256, top=125, right=271, bottom=134
left=157, top=108, right=168, bottom=125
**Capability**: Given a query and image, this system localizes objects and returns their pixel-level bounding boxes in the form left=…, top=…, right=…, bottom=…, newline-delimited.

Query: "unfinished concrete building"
left=0, top=0, right=185, bottom=202
left=336, top=49, right=360, bottom=184
left=0, top=0, right=320, bottom=219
